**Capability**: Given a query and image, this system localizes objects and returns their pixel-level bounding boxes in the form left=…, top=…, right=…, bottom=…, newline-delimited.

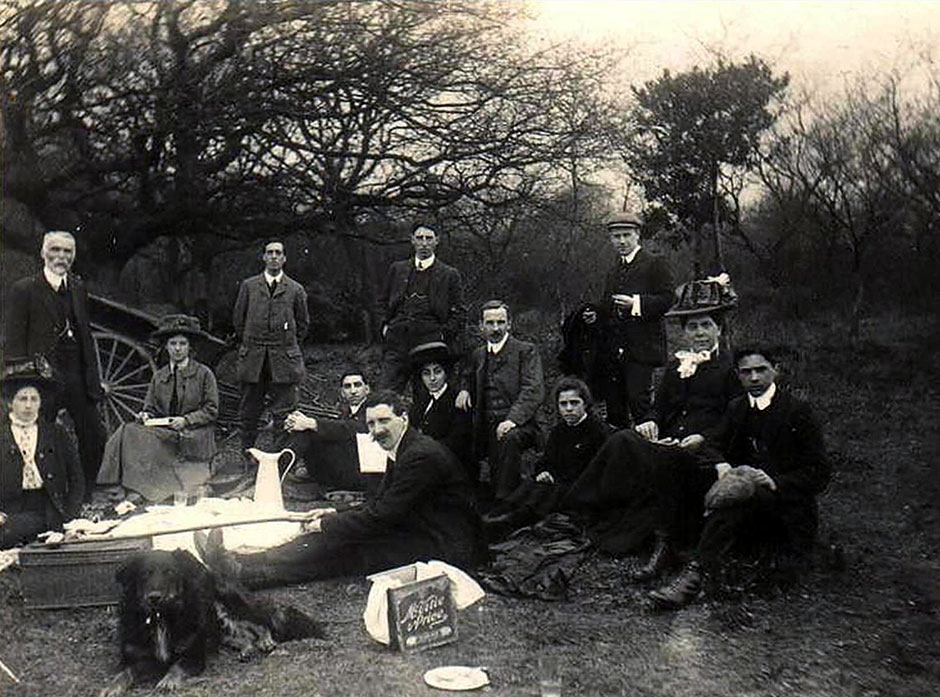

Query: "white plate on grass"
left=423, top=666, right=490, bottom=691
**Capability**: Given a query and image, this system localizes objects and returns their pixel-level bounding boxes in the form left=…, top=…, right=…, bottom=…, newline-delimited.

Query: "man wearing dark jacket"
left=457, top=300, right=545, bottom=503
left=584, top=212, right=674, bottom=429
left=232, top=239, right=309, bottom=450
left=4, top=231, right=106, bottom=498
left=376, top=223, right=466, bottom=392
left=196, top=391, right=482, bottom=587
left=649, top=347, right=831, bottom=609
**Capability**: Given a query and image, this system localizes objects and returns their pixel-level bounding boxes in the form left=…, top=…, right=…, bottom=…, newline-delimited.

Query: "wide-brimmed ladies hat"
left=151, top=314, right=210, bottom=342
left=1, top=355, right=57, bottom=399
left=666, top=273, right=738, bottom=318
left=408, top=341, right=457, bottom=370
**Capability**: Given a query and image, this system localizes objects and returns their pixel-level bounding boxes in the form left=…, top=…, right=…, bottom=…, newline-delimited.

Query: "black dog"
left=99, top=549, right=324, bottom=696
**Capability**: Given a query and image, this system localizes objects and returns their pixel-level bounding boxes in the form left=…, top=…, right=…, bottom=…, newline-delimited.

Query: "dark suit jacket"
left=600, top=248, right=674, bottom=366
left=461, top=335, right=545, bottom=443
left=409, top=383, right=471, bottom=461
left=709, top=389, right=831, bottom=510
left=232, top=273, right=309, bottom=383
left=320, top=428, right=480, bottom=568
left=376, top=258, right=465, bottom=347
left=650, top=352, right=742, bottom=440
left=291, top=403, right=370, bottom=491
left=1, top=419, right=85, bottom=521
left=5, top=272, right=103, bottom=400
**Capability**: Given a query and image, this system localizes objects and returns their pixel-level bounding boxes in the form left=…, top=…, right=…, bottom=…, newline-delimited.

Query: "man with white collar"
left=376, top=223, right=465, bottom=392
left=196, top=390, right=481, bottom=587
left=232, top=238, right=309, bottom=451
left=283, top=368, right=378, bottom=494
left=584, top=212, right=674, bottom=429
left=649, top=346, right=831, bottom=609
left=457, top=300, right=544, bottom=503
left=5, top=231, right=106, bottom=500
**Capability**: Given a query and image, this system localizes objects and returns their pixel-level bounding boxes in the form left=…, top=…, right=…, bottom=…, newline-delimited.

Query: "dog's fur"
left=98, top=549, right=325, bottom=696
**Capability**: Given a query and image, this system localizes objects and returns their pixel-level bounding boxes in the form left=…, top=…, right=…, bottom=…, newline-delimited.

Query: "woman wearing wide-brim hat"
left=97, top=314, right=219, bottom=502
left=406, top=341, right=472, bottom=471
left=1, top=356, right=84, bottom=548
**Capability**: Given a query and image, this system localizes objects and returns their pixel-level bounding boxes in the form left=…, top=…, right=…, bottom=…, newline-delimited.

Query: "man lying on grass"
left=647, top=346, right=831, bottom=609
left=196, top=390, right=483, bottom=587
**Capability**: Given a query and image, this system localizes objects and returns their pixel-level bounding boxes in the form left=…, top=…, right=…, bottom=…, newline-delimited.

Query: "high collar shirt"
left=43, top=266, right=67, bottom=291
left=385, top=427, right=408, bottom=462
left=414, top=254, right=436, bottom=271
left=263, top=271, right=284, bottom=286
left=748, top=382, right=777, bottom=411
left=487, top=333, right=509, bottom=355
left=619, top=246, right=641, bottom=265
left=9, top=414, right=43, bottom=489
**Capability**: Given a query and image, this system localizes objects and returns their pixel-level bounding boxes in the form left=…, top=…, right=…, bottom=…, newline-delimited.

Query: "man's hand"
left=535, top=471, right=555, bottom=484
left=496, top=420, right=516, bottom=440
left=715, top=462, right=733, bottom=479
left=737, top=465, right=778, bottom=491
left=678, top=434, right=705, bottom=451
left=168, top=416, right=187, bottom=431
left=635, top=420, right=659, bottom=441
left=455, top=390, right=472, bottom=411
left=298, top=508, right=337, bottom=533
left=611, top=293, right=634, bottom=309
left=582, top=308, right=598, bottom=325
left=284, top=410, right=317, bottom=432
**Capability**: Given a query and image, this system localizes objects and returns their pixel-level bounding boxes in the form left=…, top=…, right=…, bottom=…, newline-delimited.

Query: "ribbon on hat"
left=675, top=349, right=712, bottom=379
left=704, top=272, right=731, bottom=286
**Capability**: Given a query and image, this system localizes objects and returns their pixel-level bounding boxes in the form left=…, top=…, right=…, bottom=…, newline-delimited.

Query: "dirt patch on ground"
left=1, top=318, right=938, bottom=697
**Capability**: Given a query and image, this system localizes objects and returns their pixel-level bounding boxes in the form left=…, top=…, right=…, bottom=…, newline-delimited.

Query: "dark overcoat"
left=376, top=258, right=465, bottom=347
left=4, top=272, right=103, bottom=400
left=320, top=428, right=481, bottom=568
left=1, top=419, right=85, bottom=522
left=232, top=273, right=309, bottom=383
left=599, top=249, right=674, bottom=366
left=144, top=359, right=219, bottom=427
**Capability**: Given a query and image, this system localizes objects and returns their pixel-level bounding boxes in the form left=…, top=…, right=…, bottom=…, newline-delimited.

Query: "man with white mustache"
left=5, top=231, right=106, bottom=501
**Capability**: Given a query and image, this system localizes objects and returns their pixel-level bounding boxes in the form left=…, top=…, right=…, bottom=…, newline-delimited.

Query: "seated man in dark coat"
left=197, top=390, right=482, bottom=588
left=407, top=341, right=471, bottom=469
left=564, top=278, right=741, bottom=557
left=648, top=346, right=831, bottom=609
left=283, top=368, right=379, bottom=494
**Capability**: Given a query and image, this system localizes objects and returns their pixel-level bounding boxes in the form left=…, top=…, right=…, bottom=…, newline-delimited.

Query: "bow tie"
left=675, top=350, right=711, bottom=378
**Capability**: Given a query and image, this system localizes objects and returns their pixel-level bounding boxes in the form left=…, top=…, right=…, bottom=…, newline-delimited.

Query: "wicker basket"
left=19, top=538, right=152, bottom=609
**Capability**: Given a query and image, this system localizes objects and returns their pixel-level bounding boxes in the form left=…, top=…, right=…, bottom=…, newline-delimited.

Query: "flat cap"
left=606, top=211, right=642, bottom=229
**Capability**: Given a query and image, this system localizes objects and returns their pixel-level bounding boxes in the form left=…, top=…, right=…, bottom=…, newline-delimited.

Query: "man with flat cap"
left=584, top=212, right=674, bottom=429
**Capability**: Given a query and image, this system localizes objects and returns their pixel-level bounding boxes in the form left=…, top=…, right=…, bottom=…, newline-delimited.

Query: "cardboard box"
left=18, top=538, right=152, bottom=609
left=368, top=563, right=458, bottom=652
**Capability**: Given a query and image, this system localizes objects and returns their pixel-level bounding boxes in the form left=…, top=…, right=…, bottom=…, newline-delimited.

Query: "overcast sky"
left=528, top=1, right=940, bottom=95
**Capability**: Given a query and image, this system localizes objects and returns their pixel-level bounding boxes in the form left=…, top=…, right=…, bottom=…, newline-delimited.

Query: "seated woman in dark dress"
left=97, top=315, right=218, bottom=502
left=407, top=341, right=471, bottom=467
left=482, top=376, right=610, bottom=533
left=1, top=356, right=84, bottom=549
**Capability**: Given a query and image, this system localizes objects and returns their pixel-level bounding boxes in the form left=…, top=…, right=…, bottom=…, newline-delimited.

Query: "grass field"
left=1, top=311, right=937, bottom=697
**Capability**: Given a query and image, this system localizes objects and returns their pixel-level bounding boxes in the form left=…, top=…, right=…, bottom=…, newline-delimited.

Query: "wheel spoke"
left=110, top=362, right=152, bottom=386
left=105, top=338, right=119, bottom=379
left=109, top=394, right=139, bottom=420
left=110, top=383, right=151, bottom=394
left=107, top=400, right=124, bottom=432
left=108, top=343, right=138, bottom=382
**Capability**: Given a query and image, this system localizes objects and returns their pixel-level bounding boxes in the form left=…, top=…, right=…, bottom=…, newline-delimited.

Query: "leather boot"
left=194, top=528, right=243, bottom=581
left=649, top=561, right=702, bottom=609
left=630, top=534, right=676, bottom=582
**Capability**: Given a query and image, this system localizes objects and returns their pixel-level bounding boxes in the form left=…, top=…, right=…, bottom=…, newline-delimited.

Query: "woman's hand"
left=137, top=411, right=151, bottom=423
left=168, top=416, right=187, bottom=431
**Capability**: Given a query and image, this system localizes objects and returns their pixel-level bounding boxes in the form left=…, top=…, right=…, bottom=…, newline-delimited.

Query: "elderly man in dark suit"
left=376, top=223, right=466, bottom=392
left=232, top=239, right=310, bottom=451
left=584, top=212, right=674, bottom=429
left=4, top=231, right=106, bottom=499
left=456, top=300, right=545, bottom=503
left=648, top=346, right=831, bottom=609
left=196, top=390, right=482, bottom=587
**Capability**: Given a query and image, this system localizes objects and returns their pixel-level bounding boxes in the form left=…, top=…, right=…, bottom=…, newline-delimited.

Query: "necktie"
left=57, top=281, right=67, bottom=296
left=169, top=367, right=180, bottom=415
left=268, top=279, right=277, bottom=295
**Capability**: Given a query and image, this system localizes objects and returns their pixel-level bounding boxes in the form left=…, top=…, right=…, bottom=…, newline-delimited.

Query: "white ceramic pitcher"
left=245, top=447, right=295, bottom=510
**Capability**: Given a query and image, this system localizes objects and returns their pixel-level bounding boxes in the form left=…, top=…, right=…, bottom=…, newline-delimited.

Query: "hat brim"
left=1, top=374, right=57, bottom=398
left=665, top=304, right=736, bottom=318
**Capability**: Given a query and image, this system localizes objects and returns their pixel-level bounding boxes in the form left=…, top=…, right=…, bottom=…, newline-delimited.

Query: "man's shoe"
left=631, top=535, right=677, bottom=582
left=649, top=562, right=702, bottom=609
left=193, top=528, right=242, bottom=580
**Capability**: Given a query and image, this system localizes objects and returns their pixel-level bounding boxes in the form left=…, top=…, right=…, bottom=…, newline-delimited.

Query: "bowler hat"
left=606, top=211, right=643, bottom=230
left=151, top=314, right=209, bottom=341
left=1, top=355, right=56, bottom=399
left=666, top=274, right=738, bottom=318
left=408, top=341, right=456, bottom=370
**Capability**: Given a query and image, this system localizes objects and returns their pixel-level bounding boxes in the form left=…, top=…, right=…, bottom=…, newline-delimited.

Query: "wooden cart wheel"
left=93, top=331, right=157, bottom=435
